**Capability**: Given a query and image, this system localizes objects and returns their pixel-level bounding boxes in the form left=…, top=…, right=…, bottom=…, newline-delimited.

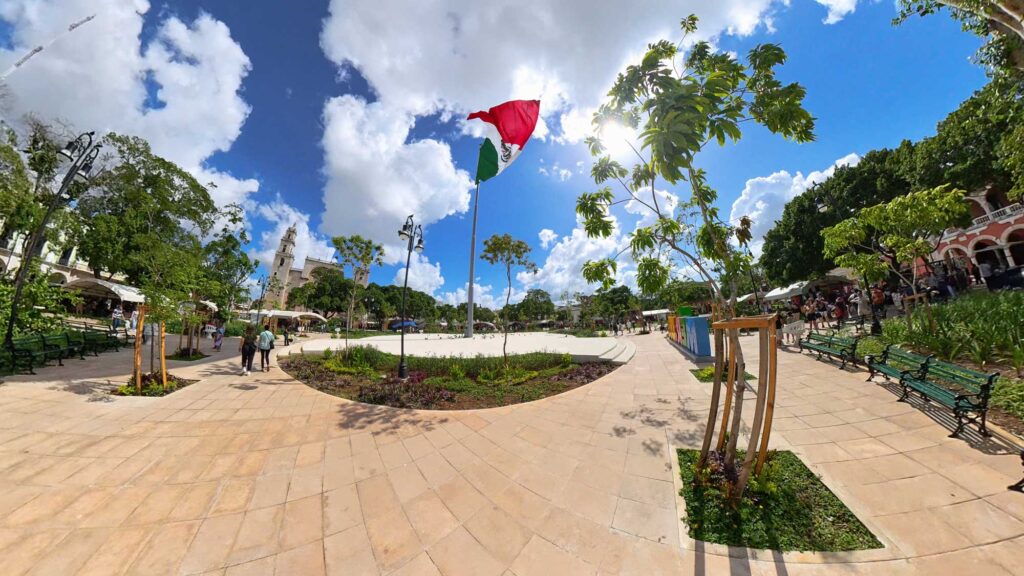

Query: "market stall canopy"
left=65, top=278, right=145, bottom=303
left=642, top=309, right=670, bottom=317
left=247, top=310, right=327, bottom=323
left=763, top=281, right=808, bottom=302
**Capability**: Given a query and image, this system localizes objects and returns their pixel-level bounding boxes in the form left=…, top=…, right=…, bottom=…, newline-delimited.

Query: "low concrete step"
left=608, top=340, right=636, bottom=364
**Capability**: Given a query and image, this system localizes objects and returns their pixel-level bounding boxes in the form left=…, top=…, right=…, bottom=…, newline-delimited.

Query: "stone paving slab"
left=0, top=333, right=1020, bottom=574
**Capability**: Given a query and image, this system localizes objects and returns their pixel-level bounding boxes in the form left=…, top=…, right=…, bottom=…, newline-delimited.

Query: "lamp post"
left=397, top=215, right=424, bottom=379
left=253, top=273, right=274, bottom=328
left=5, top=131, right=100, bottom=349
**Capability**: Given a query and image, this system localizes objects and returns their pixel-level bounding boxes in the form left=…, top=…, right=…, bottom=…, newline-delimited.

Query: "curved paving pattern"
left=0, top=334, right=1021, bottom=575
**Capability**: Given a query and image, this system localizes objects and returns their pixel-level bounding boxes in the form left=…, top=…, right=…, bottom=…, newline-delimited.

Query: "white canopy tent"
left=65, top=278, right=145, bottom=303
left=642, top=309, right=670, bottom=317
left=763, top=281, right=809, bottom=302
left=246, top=310, right=328, bottom=323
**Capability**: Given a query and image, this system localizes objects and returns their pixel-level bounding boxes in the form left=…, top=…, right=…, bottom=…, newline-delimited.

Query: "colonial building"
left=267, top=224, right=367, bottom=309
left=0, top=227, right=110, bottom=285
left=933, top=187, right=1024, bottom=275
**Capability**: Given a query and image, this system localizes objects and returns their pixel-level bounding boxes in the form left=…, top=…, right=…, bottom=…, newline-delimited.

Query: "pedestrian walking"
left=239, top=325, right=257, bottom=376
left=213, top=325, right=224, bottom=352
left=258, top=324, right=275, bottom=372
left=282, top=325, right=290, bottom=346
left=111, top=305, right=124, bottom=330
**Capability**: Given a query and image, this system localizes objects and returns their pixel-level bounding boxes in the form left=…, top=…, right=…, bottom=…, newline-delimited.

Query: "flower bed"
left=279, top=346, right=618, bottom=409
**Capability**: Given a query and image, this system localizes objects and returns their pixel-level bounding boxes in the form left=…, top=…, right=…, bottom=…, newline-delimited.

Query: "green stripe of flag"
left=475, top=138, right=499, bottom=183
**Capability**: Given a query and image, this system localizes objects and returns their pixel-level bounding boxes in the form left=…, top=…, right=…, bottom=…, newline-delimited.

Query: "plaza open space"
left=0, top=332, right=1018, bottom=575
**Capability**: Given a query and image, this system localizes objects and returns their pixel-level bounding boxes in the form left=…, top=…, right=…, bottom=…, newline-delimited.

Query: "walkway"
left=0, top=334, right=1020, bottom=575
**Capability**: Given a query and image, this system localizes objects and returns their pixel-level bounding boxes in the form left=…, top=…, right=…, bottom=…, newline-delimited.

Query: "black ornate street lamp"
left=397, top=214, right=424, bottom=379
left=5, top=131, right=100, bottom=349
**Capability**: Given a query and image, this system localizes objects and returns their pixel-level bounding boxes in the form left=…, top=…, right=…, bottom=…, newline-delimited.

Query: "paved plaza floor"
left=0, top=333, right=1021, bottom=575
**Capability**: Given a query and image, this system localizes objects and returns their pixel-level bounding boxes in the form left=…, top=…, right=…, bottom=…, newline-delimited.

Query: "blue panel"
left=683, top=316, right=712, bottom=357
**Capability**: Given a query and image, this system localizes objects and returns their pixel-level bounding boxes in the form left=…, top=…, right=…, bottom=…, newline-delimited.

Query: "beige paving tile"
left=179, top=511, right=245, bottom=574
left=464, top=505, right=533, bottom=564
left=76, top=525, right=153, bottom=576
left=611, top=498, right=677, bottom=544
left=357, top=474, right=402, bottom=520
left=390, top=552, right=442, bottom=576
left=435, top=475, right=489, bottom=523
left=427, top=526, right=504, bottom=576
left=281, top=494, right=323, bottom=550
left=324, top=484, right=362, bottom=536
left=365, top=508, right=423, bottom=572
left=129, top=520, right=200, bottom=574
left=404, top=491, right=459, bottom=546
left=510, top=535, right=597, bottom=576
left=25, top=527, right=111, bottom=576
left=324, top=524, right=378, bottom=576
left=275, top=539, right=325, bottom=576
left=228, top=504, right=283, bottom=565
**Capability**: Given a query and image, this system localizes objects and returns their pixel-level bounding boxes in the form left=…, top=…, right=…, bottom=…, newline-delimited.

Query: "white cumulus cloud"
left=392, top=253, right=445, bottom=296
left=729, top=152, right=861, bottom=256
left=439, top=282, right=526, bottom=310
left=538, top=229, right=559, bottom=249
left=0, top=1, right=258, bottom=208
left=319, top=96, right=474, bottom=264
left=813, top=0, right=859, bottom=24
left=251, top=196, right=336, bottom=273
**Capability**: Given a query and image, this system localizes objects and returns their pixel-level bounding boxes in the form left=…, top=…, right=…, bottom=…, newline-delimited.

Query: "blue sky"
left=0, top=0, right=988, bottom=307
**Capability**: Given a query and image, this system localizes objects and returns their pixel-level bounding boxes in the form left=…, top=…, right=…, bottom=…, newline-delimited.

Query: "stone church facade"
left=268, top=225, right=367, bottom=309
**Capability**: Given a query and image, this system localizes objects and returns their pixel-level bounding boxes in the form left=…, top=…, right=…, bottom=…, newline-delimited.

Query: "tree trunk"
left=134, top=306, right=146, bottom=394
left=159, top=322, right=167, bottom=390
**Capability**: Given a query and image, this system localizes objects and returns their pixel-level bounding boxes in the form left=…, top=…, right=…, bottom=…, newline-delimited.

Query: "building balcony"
left=964, top=202, right=1023, bottom=233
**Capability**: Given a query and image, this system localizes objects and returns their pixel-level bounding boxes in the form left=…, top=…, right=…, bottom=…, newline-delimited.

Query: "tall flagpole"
left=464, top=182, right=481, bottom=338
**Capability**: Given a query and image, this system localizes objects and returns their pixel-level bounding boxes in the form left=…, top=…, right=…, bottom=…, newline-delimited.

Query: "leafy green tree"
left=332, top=235, right=384, bottom=334
left=287, top=268, right=354, bottom=318
left=897, top=0, right=1024, bottom=81
left=480, top=233, right=536, bottom=361
left=73, top=133, right=218, bottom=283
left=657, top=280, right=713, bottom=311
left=822, top=185, right=971, bottom=290
left=575, top=15, right=814, bottom=500
left=200, top=220, right=258, bottom=322
left=518, top=288, right=555, bottom=322
left=458, top=303, right=496, bottom=324
left=760, top=148, right=917, bottom=284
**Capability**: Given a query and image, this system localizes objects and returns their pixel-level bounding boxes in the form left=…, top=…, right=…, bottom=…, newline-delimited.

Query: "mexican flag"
left=467, top=99, right=540, bottom=183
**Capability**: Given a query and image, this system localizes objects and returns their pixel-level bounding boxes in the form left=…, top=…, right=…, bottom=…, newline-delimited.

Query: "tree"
left=518, top=289, right=555, bottom=322
left=332, top=235, right=384, bottom=335
left=760, top=148, right=917, bottom=284
left=287, top=268, right=354, bottom=318
left=897, top=0, right=1024, bottom=80
left=657, top=280, right=712, bottom=311
left=822, top=185, right=971, bottom=290
left=575, top=15, right=814, bottom=501
left=200, top=219, right=258, bottom=322
left=480, top=233, right=536, bottom=362
left=72, top=133, right=219, bottom=284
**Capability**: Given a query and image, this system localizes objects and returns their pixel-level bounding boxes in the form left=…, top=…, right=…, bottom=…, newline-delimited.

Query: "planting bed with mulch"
left=279, top=345, right=618, bottom=410
left=113, top=373, right=197, bottom=397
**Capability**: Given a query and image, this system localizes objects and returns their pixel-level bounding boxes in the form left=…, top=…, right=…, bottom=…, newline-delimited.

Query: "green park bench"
left=82, top=329, right=120, bottom=355
left=900, top=358, right=997, bottom=438
left=865, top=345, right=930, bottom=382
left=42, top=332, right=85, bottom=363
left=2, top=335, right=59, bottom=374
left=799, top=332, right=860, bottom=369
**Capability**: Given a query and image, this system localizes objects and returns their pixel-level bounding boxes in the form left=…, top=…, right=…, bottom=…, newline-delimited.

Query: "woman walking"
left=239, top=325, right=257, bottom=376
left=258, top=324, right=275, bottom=372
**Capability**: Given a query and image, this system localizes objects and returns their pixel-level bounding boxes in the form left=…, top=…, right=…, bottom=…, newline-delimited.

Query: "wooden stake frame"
left=699, top=314, right=779, bottom=477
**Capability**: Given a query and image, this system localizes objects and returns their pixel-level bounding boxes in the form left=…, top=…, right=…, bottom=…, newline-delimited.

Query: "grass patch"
left=678, top=449, right=881, bottom=552
left=690, top=366, right=756, bottom=382
left=279, top=345, right=617, bottom=409
left=113, top=373, right=197, bottom=397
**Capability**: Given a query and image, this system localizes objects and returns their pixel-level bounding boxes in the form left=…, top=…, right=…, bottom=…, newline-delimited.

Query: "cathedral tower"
left=269, top=224, right=297, bottom=307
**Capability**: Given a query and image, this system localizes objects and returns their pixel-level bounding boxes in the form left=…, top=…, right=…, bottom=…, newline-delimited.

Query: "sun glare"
left=599, top=121, right=640, bottom=161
